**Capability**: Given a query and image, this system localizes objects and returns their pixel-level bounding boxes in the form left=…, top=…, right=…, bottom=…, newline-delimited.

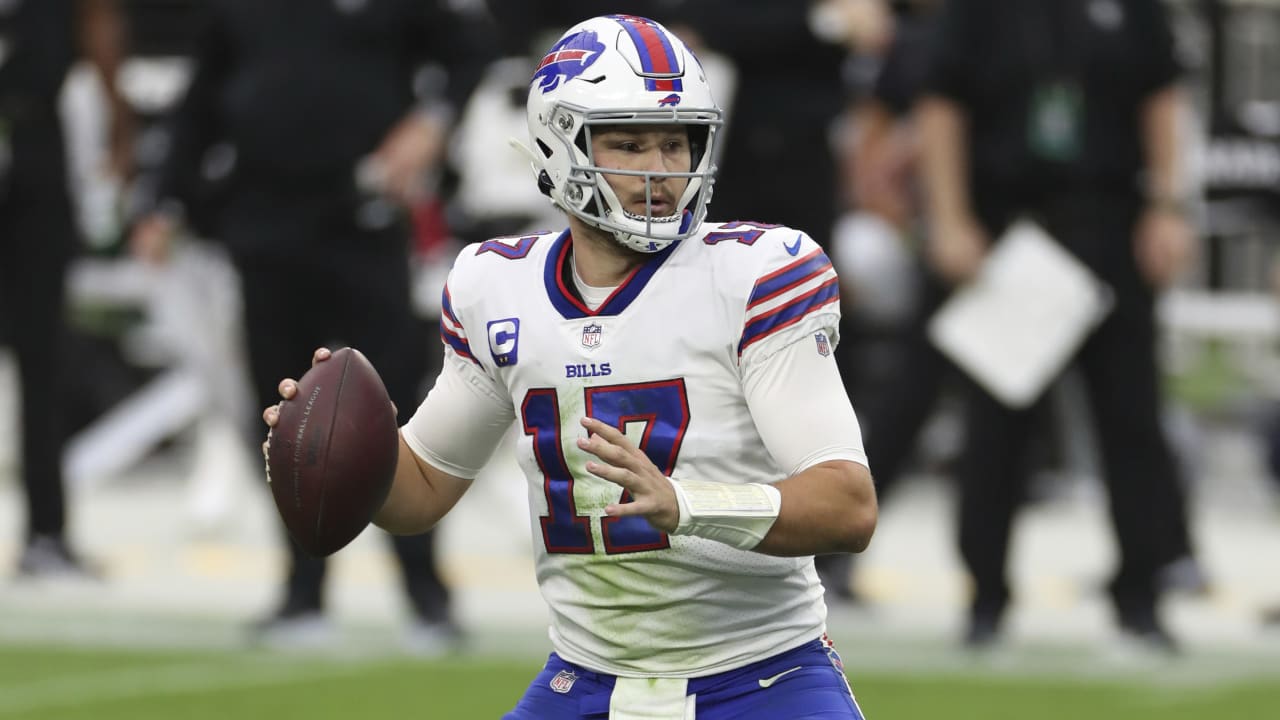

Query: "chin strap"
left=667, top=477, right=782, bottom=551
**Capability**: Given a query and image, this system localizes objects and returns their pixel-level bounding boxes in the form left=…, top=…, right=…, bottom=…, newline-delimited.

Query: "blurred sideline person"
left=825, top=0, right=946, bottom=601
left=670, top=0, right=889, bottom=607
left=129, top=0, right=495, bottom=651
left=1, top=0, right=133, bottom=578
left=457, top=0, right=678, bottom=244
left=918, top=0, right=1198, bottom=650
left=267, top=15, right=877, bottom=719
left=1262, top=258, right=1280, bottom=628
left=669, top=0, right=880, bottom=248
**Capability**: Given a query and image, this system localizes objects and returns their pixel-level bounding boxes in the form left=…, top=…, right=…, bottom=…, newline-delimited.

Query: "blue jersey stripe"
left=739, top=279, right=841, bottom=354
left=441, top=284, right=461, bottom=326
left=440, top=324, right=479, bottom=365
left=747, top=250, right=831, bottom=308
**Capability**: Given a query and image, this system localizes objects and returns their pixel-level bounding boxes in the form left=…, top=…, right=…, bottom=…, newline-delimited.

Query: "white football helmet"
left=522, top=15, right=722, bottom=253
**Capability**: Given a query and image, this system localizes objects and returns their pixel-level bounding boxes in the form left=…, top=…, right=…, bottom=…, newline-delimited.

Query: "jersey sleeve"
left=401, top=351, right=515, bottom=479
left=403, top=255, right=517, bottom=478
left=439, top=281, right=483, bottom=367
left=742, top=325, right=868, bottom=476
left=737, top=230, right=843, bottom=364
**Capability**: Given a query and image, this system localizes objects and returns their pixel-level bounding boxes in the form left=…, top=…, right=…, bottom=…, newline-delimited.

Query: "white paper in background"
left=927, top=219, right=1114, bottom=409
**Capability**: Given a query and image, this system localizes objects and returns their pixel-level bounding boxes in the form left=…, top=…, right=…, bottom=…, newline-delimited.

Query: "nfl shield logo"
left=550, top=669, right=578, bottom=694
left=582, top=323, right=602, bottom=349
left=814, top=332, right=831, bottom=357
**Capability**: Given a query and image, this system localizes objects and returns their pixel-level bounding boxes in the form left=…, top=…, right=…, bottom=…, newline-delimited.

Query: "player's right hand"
left=262, top=348, right=333, bottom=456
left=578, top=416, right=681, bottom=533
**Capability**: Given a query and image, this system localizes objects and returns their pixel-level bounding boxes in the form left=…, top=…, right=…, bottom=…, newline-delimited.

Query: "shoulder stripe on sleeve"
left=440, top=283, right=481, bottom=365
left=441, top=284, right=461, bottom=326
left=741, top=247, right=841, bottom=354
left=747, top=248, right=833, bottom=310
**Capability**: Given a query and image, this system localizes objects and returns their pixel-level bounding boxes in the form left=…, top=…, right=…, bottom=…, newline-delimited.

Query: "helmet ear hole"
left=537, top=170, right=554, bottom=197
left=535, top=139, right=553, bottom=158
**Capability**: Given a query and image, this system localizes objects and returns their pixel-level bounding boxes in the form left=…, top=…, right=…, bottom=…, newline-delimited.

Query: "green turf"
left=853, top=674, right=1278, bottom=720
left=1, top=645, right=1277, bottom=719
left=0, top=647, right=539, bottom=719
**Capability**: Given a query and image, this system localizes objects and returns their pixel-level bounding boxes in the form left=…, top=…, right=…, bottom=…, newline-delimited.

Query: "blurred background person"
left=667, top=0, right=892, bottom=606
left=826, top=0, right=947, bottom=604
left=1260, top=256, right=1280, bottom=628
left=671, top=0, right=882, bottom=248
left=1, top=0, right=133, bottom=579
left=464, top=1, right=680, bottom=244
left=917, top=0, right=1199, bottom=651
left=1265, top=403, right=1280, bottom=625
left=128, top=0, right=496, bottom=652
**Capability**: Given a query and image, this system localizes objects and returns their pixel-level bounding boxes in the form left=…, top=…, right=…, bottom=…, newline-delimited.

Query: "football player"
left=266, top=14, right=876, bottom=719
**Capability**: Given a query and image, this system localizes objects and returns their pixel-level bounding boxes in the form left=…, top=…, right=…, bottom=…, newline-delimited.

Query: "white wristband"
left=667, top=477, right=782, bottom=551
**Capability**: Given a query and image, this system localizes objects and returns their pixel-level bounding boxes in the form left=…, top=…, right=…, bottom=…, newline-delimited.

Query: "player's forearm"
left=753, top=460, right=877, bottom=557
left=374, top=437, right=467, bottom=534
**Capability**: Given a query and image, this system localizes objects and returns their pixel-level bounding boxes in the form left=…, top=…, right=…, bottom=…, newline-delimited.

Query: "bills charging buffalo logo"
left=658, top=93, right=682, bottom=107
left=534, top=30, right=606, bottom=93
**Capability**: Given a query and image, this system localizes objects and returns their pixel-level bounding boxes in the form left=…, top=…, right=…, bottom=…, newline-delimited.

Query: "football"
left=265, top=347, right=399, bottom=557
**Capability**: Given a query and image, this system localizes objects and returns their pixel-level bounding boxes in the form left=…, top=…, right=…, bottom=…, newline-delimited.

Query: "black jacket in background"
left=156, top=0, right=495, bottom=208
left=666, top=1, right=848, bottom=242
left=0, top=0, right=77, bottom=189
left=922, top=0, right=1182, bottom=206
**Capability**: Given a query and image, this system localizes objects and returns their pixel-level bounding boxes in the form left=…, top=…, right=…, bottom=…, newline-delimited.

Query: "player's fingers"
left=604, top=500, right=645, bottom=518
left=580, top=422, right=653, bottom=468
left=585, top=460, right=635, bottom=490
left=604, top=490, right=668, bottom=520
left=577, top=433, right=632, bottom=467
left=312, top=347, right=331, bottom=366
left=278, top=379, right=297, bottom=399
left=580, top=417, right=636, bottom=451
left=263, top=404, right=280, bottom=426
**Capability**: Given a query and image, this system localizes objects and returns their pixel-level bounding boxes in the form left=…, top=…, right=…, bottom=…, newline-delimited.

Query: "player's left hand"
left=578, top=417, right=680, bottom=533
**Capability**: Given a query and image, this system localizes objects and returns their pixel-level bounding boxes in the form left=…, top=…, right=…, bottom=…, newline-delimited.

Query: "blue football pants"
left=504, top=637, right=866, bottom=719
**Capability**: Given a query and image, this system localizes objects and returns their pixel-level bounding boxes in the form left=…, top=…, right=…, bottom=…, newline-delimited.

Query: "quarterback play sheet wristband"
left=668, top=478, right=782, bottom=550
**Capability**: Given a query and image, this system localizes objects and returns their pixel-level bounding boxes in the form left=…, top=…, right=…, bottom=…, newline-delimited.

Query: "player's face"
left=590, top=125, right=692, bottom=219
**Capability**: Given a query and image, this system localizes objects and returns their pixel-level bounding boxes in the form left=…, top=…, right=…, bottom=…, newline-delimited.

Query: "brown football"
left=265, top=347, right=399, bottom=557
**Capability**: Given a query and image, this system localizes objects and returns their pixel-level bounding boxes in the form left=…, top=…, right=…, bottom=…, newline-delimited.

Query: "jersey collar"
left=543, top=229, right=680, bottom=319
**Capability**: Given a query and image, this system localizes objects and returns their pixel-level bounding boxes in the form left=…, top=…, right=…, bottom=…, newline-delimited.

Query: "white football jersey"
left=436, top=222, right=852, bottom=677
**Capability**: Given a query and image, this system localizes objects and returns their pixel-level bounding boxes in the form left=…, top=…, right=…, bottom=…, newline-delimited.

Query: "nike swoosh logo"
left=758, top=666, right=803, bottom=688
left=784, top=235, right=802, bottom=256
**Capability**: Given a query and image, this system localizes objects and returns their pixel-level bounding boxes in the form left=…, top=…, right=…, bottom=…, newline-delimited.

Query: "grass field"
left=2, top=644, right=1277, bottom=720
